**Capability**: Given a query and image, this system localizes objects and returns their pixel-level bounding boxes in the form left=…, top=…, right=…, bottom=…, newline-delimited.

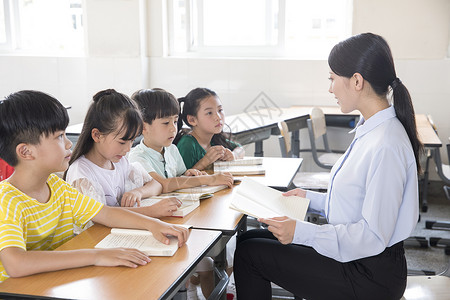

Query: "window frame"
left=167, top=0, right=353, bottom=58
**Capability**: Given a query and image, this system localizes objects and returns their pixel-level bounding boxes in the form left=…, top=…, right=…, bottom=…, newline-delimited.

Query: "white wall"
left=0, top=0, right=448, bottom=178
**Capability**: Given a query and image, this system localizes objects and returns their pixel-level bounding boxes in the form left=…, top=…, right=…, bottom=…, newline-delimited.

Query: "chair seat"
left=318, top=152, right=342, bottom=167
left=294, top=172, right=330, bottom=190
left=442, top=164, right=450, bottom=179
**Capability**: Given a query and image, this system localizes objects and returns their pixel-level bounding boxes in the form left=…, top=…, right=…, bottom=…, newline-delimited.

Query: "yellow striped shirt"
left=0, top=174, right=103, bottom=282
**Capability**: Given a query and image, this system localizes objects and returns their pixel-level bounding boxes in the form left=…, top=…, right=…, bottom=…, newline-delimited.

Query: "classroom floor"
left=405, top=181, right=450, bottom=275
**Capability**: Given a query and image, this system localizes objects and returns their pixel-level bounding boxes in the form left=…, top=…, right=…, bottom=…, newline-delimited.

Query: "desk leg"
left=254, top=141, right=264, bottom=157
left=291, top=130, right=299, bottom=158
left=421, top=149, right=432, bottom=212
left=211, top=246, right=228, bottom=300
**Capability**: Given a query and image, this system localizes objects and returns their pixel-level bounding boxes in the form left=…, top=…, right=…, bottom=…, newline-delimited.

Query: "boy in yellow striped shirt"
left=0, top=90, right=189, bottom=282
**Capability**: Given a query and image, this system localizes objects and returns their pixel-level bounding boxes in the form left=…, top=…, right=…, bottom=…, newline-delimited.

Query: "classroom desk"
left=0, top=225, right=222, bottom=300
left=160, top=156, right=302, bottom=299
left=226, top=105, right=359, bottom=157
left=415, top=114, right=442, bottom=212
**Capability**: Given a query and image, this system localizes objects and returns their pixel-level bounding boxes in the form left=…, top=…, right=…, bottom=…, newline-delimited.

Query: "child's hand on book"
left=203, top=145, right=226, bottom=164
left=120, top=190, right=143, bottom=207
left=222, top=148, right=235, bottom=161
left=93, top=248, right=151, bottom=268
left=211, top=172, right=234, bottom=188
left=258, top=216, right=296, bottom=245
left=151, top=221, right=190, bottom=247
left=184, top=169, right=207, bottom=176
left=150, top=197, right=183, bottom=217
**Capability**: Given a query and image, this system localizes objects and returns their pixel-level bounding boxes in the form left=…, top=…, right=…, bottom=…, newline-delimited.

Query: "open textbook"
left=229, top=177, right=310, bottom=220
left=140, top=193, right=203, bottom=217
left=214, top=157, right=265, bottom=175
left=95, top=227, right=190, bottom=256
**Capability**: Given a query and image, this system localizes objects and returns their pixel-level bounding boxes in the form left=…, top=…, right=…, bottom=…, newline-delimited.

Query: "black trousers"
left=234, top=229, right=407, bottom=300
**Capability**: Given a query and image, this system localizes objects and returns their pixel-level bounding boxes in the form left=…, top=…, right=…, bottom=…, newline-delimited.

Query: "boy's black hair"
left=131, top=88, right=180, bottom=125
left=0, top=90, right=69, bottom=166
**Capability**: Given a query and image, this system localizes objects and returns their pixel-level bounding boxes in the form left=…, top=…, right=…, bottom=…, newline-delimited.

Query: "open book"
left=214, top=157, right=263, bottom=167
left=140, top=193, right=203, bottom=217
left=229, top=177, right=310, bottom=220
left=95, top=228, right=182, bottom=256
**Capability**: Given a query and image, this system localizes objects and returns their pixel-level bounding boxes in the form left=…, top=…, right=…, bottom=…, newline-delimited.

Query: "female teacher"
left=234, top=33, right=422, bottom=300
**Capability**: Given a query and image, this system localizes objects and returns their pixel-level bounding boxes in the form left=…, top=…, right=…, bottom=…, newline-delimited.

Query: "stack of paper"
left=214, top=157, right=265, bottom=175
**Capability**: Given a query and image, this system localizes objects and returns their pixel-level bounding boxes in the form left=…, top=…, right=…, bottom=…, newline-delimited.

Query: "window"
left=0, top=0, right=83, bottom=55
left=168, top=0, right=353, bottom=59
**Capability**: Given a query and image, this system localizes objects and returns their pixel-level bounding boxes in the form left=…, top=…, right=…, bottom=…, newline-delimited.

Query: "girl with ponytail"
left=234, top=33, right=421, bottom=300
left=65, top=89, right=183, bottom=226
left=175, top=88, right=244, bottom=170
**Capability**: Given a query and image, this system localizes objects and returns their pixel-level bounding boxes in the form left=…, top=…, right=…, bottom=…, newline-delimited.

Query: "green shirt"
left=176, top=135, right=240, bottom=169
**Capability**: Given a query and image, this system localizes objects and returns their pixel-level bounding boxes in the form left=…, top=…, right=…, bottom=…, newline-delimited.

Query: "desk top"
left=416, top=114, right=442, bottom=148
left=161, top=157, right=302, bottom=233
left=0, top=225, right=221, bottom=300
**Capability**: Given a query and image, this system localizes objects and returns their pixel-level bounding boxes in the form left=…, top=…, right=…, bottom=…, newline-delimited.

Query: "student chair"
left=306, top=107, right=343, bottom=170
left=425, top=140, right=450, bottom=231
left=278, top=121, right=329, bottom=191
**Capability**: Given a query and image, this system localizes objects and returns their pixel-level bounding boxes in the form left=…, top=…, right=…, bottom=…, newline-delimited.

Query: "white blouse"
left=66, top=155, right=152, bottom=207
left=293, top=106, right=419, bottom=262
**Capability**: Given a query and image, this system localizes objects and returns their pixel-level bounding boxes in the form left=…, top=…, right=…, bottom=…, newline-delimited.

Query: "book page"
left=229, top=193, right=280, bottom=219
left=96, top=229, right=178, bottom=256
left=232, top=177, right=310, bottom=220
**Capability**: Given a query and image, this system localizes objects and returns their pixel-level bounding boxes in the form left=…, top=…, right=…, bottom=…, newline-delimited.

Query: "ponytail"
left=391, top=79, right=423, bottom=173
left=329, top=33, right=423, bottom=174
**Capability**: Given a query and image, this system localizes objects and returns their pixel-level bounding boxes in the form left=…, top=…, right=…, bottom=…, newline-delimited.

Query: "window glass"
left=200, top=0, right=278, bottom=46
left=1, top=0, right=83, bottom=55
left=18, top=0, right=83, bottom=54
left=169, top=0, right=352, bottom=59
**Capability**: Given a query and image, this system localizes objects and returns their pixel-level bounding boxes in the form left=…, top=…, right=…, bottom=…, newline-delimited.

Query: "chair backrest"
left=310, top=107, right=327, bottom=138
left=307, top=107, right=331, bottom=154
left=277, top=121, right=291, bottom=157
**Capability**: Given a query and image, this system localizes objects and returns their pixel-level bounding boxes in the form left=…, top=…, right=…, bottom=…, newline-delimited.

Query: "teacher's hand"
left=258, top=216, right=296, bottom=245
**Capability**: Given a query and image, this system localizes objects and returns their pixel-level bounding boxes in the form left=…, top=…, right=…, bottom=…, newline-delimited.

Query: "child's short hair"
left=131, top=88, right=180, bottom=125
left=0, top=90, right=69, bottom=166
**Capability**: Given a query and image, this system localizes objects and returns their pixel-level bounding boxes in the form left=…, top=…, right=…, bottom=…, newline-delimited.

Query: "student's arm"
left=92, top=206, right=189, bottom=247
left=0, top=246, right=151, bottom=279
left=150, top=171, right=234, bottom=193
left=191, top=146, right=226, bottom=170
left=120, top=179, right=162, bottom=207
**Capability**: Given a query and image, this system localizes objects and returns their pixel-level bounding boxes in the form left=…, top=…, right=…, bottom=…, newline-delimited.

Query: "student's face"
left=35, top=130, right=73, bottom=172
left=142, top=115, right=178, bottom=151
left=190, top=96, right=225, bottom=135
left=328, top=71, right=357, bottom=113
left=94, top=129, right=134, bottom=164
